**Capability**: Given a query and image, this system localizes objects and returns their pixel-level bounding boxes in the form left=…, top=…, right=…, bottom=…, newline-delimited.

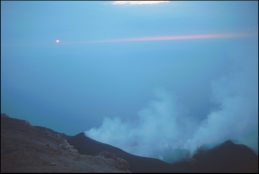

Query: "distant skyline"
left=1, top=1, right=258, bottom=162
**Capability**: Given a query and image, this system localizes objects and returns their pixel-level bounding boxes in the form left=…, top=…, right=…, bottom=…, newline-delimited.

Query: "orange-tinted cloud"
left=112, top=1, right=169, bottom=5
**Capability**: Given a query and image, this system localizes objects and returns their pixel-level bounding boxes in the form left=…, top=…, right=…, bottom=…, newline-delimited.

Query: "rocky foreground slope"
left=1, top=113, right=130, bottom=173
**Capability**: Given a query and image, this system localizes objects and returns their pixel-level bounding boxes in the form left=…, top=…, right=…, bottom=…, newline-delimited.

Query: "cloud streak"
left=2, top=32, right=257, bottom=47
left=56, top=32, right=258, bottom=45
left=97, top=32, right=258, bottom=43
left=112, top=1, right=169, bottom=5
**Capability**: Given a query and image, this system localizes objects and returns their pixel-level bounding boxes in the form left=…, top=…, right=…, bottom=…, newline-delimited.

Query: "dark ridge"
left=1, top=113, right=130, bottom=172
left=34, top=126, right=72, bottom=140
left=66, top=132, right=180, bottom=172
left=173, top=140, right=258, bottom=173
left=67, top=132, right=258, bottom=173
left=2, top=113, right=257, bottom=173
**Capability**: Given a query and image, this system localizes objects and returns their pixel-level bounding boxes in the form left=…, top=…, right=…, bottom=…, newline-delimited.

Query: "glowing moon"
left=56, top=40, right=60, bottom=43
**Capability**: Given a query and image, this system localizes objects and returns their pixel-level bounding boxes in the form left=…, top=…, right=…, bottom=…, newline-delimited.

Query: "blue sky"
left=1, top=1, right=258, bottom=162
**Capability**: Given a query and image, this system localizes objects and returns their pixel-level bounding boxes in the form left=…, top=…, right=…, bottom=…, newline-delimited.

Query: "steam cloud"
left=85, top=49, right=258, bottom=163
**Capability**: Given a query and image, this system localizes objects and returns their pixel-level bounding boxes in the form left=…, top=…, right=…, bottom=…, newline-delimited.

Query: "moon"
left=56, top=40, right=60, bottom=43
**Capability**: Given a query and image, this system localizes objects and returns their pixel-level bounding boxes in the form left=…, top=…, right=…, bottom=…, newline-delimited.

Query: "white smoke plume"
left=85, top=47, right=258, bottom=163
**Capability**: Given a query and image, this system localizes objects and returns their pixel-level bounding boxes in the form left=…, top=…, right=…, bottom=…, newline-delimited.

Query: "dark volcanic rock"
left=2, top=113, right=257, bottom=173
left=96, top=151, right=130, bottom=171
left=192, top=140, right=258, bottom=172
left=96, top=150, right=117, bottom=160
left=172, top=140, right=258, bottom=173
left=1, top=113, right=130, bottom=173
left=67, top=132, right=258, bottom=173
left=66, top=132, right=181, bottom=173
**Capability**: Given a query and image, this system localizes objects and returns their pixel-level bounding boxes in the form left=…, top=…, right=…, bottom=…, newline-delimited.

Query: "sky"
left=1, top=1, right=258, bottom=163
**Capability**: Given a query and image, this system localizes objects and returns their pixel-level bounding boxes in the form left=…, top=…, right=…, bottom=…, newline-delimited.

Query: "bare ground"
left=1, top=114, right=130, bottom=173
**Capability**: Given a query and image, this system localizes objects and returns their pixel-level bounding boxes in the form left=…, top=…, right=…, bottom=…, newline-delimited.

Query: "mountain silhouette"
left=66, top=132, right=180, bottom=172
left=1, top=114, right=130, bottom=172
left=1, top=114, right=258, bottom=173
left=173, top=140, right=258, bottom=173
left=66, top=133, right=258, bottom=173
left=182, top=140, right=258, bottom=172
